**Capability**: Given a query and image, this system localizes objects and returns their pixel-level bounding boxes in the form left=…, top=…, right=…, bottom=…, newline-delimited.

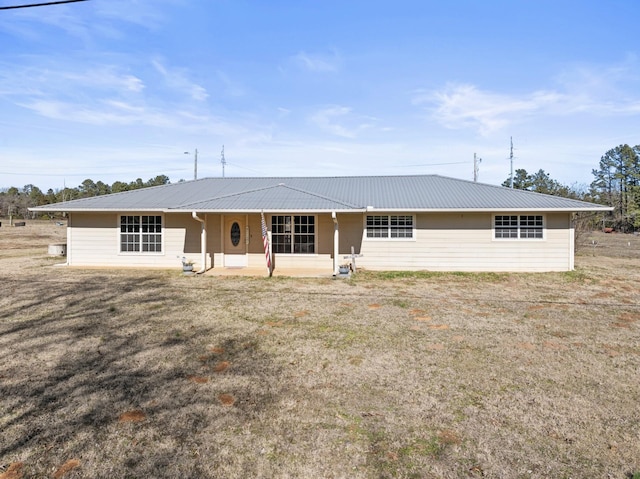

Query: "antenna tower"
left=473, top=153, right=482, bottom=182
left=221, top=145, right=226, bottom=177
left=509, top=137, right=514, bottom=188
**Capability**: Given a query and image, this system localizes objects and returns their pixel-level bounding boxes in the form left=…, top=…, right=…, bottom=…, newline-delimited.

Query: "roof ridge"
left=176, top=182, right=363, bottom=210
left=276, top=183, right=363, bottom=209
left=175, top=184, right=278, bottom=208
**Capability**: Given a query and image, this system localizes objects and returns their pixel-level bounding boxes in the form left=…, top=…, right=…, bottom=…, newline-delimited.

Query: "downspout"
left=332, top=211, right=339, bottom=275
left=192, top=212, right=207, bottom=274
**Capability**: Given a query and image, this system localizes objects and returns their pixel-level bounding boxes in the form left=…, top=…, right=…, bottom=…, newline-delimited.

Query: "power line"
left=0, top=0, right=89, bottom=10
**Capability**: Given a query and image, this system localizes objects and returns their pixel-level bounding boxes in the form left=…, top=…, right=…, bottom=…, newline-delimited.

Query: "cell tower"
left=473, top=153, right=482, bottom=182
left=509, top=137, right=514, bottom=188
left=221, top=145, right=226, bottom=177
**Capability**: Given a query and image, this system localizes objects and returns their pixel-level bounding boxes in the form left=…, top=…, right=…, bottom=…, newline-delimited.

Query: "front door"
left=224, top=216, right=247, bottom=267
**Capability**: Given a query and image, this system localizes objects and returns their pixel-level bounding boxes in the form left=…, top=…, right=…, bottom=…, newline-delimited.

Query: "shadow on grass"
left=0, top=272, right=282, bottom=477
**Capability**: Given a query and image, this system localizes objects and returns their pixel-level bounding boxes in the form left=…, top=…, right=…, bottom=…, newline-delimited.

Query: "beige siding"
left=357, top=212, right=573, bottom=272
left=66, top=211, right=574, bottom=272
left=67, top=212, right=201, bottom=268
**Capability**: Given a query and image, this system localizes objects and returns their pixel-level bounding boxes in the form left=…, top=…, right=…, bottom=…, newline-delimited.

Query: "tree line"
left=2, top=145, right=639, bottom=231
left=500, top=144, right=640, bottom=231
left=0, top=175, right=171, bottom=219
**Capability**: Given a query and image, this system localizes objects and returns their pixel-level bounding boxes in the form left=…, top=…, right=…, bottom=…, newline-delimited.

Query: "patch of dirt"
left=53, top=459, right=80, bottom=479
left=118, top=410, right=146, bottom=423
left=218, top=394, right=236, bottom=406
left=543, top=341, right=568, bottom=351
left=0, top=463, right=23, bottom=479
left=438, top=429, right=462, bottom=445
left=187, top=375, right=209, bottom=384
left=213, top=361, right=230, bottom=373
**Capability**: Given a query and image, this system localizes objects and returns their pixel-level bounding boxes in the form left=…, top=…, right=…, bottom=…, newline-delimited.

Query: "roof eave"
left=168, top=208, right=366, bottom=214
left=364, top=207, right=614, bottom=213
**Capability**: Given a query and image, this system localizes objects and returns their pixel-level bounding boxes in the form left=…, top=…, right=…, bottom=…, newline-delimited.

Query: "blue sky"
left=1, top=0, right=639, bottom=192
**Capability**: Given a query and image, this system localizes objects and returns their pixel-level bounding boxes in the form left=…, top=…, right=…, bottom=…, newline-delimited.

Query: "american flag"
left=261, top=211, right=272, bottom=274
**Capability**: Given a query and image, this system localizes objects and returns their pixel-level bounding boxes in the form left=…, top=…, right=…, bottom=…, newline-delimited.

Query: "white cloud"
left=308, top=106, right=384, bottom=139
left=310, top=106, right=363, bottom=138
left=216, top=71, right=245, bottom=97
left=151, top=58, right=208, bottom=101
left=293, top=51, right=340, bottom=72
left=414, top=84, right=562, bottom=136
left=418, top=64, right=640, bottom=136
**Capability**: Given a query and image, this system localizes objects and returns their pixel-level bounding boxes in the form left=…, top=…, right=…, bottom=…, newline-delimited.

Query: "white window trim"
left=492, top=213, right=546, bottom=241
left=270, top=214, right=318, bottom=255
left=364, top=214, right=416, bottom=241
left=117, top=213, right=165, bottom=255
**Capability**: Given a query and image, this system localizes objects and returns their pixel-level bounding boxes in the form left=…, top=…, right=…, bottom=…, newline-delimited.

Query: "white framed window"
left=271, top=215, right=315, bottom=254
left=120, top=215, right=163, bottom=252
left=494, top=215, right=544, bottom=239
left=366, top=215, right=414, bottom=239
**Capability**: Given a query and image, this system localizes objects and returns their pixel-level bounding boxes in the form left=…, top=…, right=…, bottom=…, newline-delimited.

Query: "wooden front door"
left=223, top=216, right=246, bottom=267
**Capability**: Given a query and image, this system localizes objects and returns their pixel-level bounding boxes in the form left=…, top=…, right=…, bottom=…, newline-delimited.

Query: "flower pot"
left=339, top=266, right=350, bottom=274
left=183, top=264, right=194, bottom=273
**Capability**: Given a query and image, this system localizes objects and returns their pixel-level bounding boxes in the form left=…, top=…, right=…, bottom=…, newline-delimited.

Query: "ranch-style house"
left=31, top=175, right=611, bottom=274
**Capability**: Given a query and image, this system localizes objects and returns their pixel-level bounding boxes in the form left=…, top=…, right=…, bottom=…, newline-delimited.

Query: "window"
left=366, top=215, right=414, bottom=239
left=271, top=215, right=315, bottom=253
left=120, top=215, right=162, bottom=252
left=494, top=215, right=543, bottom=239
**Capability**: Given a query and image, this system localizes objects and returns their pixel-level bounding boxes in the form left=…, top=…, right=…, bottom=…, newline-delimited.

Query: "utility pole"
left=473, top=153, right=482, bottom=182
left=509, top=137, right=514, bottom=188
left=221, top=145, right=226, bottom=177
left=184, top=149, right=198, bottom=180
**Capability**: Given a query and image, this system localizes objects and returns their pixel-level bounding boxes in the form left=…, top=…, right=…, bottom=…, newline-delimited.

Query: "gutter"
left=191, top=212, right=207, bottom=274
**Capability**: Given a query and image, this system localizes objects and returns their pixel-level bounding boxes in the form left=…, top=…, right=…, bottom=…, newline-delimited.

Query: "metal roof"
left=31, top=175, right=612, bottom=213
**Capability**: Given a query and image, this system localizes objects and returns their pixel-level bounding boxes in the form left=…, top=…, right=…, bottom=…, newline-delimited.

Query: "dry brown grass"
left=1, top=222, right=639, bottom=478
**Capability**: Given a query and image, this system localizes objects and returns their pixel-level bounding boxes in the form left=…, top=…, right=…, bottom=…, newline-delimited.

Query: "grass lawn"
left=1, top=222, right=639, bottom=478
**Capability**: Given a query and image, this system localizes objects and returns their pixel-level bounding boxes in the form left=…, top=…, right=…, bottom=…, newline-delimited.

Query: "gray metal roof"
left=31, top=175, right=612, bottom=213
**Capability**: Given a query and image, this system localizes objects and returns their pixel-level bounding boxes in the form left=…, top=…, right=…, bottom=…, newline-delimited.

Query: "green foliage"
left=590, top=144, right=640, bottom=231
left=0, top=174, right=172, bottom=219
left=502, top=168, right=587, bottom=199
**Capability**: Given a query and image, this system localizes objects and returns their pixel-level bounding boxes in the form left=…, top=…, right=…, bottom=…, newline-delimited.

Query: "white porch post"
left=332, top=212, right=339, bottom=275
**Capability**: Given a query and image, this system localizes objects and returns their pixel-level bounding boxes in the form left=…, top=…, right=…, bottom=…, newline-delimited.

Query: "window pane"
left=390, top=215, right=413, bottom=238
left=494, top=215, right=518, bottom=239
left=293, top=216, right=315, bottom=253
left=121, top=215, right=161, bottom=252
left=519, top=215, right=543, bottom=239
left=367, top=215, right=389, bottom=238
left=271, top=215, right=291, bottom=253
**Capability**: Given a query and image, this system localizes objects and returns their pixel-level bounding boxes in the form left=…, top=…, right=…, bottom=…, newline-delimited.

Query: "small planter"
left=182, top=264, right=194, bottom=273
left=338, top=265, right=350, bottom=275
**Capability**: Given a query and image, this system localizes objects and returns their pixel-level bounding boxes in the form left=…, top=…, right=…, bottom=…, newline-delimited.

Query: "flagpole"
left=261, top=210, right=272, bottom=277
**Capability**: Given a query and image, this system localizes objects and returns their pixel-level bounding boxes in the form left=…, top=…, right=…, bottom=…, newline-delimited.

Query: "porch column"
left=332, top=212, right=339, bottom=275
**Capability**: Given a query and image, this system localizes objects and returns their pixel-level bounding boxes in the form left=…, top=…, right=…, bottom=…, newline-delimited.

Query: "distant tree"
left=111, top=181, right=129, bottom=193
left=503, top=168, right=532, bottom=189
left=146, top=175, right=170, bottom=187
left=502, top=168, right=568, bottom=196
left=78, top=179, right=98, bottom=198
left=591, top=144, right=640, bottom=230
left=3, top=174, right=174, bottom=219
left=95, top=181, right=111, bottom=196
left=130, top=178, right=145, bottom=190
